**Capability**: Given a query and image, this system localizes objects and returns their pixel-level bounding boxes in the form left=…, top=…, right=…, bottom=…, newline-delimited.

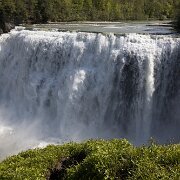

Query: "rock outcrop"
left=0, top=22, right=15, bottom=34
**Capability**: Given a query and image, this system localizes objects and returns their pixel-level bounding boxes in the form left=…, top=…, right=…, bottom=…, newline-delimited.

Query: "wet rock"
left=0, top=22, right=15, bottom=34
left=0, top=28, right=3, bottom=35
left=4, top=22, right=15, bottom=33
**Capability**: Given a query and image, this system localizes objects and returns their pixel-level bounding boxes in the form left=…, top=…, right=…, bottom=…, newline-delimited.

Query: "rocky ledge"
left=0, top=22, right=15, bottom=34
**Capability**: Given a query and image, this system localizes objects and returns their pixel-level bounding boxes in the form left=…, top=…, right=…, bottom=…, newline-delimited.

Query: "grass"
left=0, top=139, right=179, bottom=180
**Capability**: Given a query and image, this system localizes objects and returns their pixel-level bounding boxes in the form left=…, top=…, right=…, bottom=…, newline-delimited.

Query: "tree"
left=175, top=2, right=180, bottom=31
left=14, top=0, right=27, bottom=24
left=71, top=0, right=84, bottom=21
left=0, top=0, right=179, bottom=30
left=34, top=0, right=49, bottom=23
left=1, top=0, right=15, bottom=22
left=83, top=0, right=93, bottom=20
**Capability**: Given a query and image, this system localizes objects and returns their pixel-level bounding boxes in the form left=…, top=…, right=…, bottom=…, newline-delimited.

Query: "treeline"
left=0, top=0, right=180, bottom=28
left=175, top=1, right=180, bottom=31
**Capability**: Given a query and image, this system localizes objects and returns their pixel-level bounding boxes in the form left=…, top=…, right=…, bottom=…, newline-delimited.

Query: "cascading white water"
left=0, top=30, right=179, bottom=158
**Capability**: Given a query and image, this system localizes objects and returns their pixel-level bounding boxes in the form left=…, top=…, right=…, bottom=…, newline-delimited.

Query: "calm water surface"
left=24, top=21, right=176, bottom=35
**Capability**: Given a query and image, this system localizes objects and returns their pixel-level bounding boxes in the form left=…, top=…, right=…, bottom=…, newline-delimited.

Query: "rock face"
left=0, top=28, right=3, bottom=34
left=0, top=22, right=15, bottom=34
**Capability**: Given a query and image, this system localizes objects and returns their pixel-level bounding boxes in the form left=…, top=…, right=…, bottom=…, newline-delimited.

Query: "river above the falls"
left=23, top=21, right=176, bottom=35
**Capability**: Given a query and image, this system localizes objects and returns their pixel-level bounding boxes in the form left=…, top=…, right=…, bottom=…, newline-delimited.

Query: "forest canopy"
left=175, top=0, right=180, bottom=31
left=0, top=0, right=179, bottom=25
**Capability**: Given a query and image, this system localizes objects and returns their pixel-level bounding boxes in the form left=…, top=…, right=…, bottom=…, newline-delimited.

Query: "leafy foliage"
left=0, top=139, right=179, bottom=179
left=175, top=1, right=180, bottom=31
left=0, top=0, right=179, bottom=25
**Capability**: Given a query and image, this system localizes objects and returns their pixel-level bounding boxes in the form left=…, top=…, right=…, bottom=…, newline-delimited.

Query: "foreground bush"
left=0, top=139, right=179, bottom=180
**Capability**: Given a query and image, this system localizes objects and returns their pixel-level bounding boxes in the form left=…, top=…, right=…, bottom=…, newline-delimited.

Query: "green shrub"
left=0, top=139, right=179, bottom=180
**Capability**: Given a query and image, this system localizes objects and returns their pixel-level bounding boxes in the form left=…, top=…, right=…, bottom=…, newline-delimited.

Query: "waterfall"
left=0, top=30, right=179, bottom=158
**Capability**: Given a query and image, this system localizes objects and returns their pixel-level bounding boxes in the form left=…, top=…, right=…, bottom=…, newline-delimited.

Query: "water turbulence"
left=0, top=30, right=179, bottom=158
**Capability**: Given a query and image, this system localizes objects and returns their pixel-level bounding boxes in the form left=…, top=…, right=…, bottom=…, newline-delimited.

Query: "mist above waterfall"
left=0, top=30, right=179, bottom=159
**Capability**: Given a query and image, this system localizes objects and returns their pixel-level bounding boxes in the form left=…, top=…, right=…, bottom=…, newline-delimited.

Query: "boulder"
left=4, top=22, right=15, bottom=33
left=0, top=28, right=3, bottom=35
left=0, top=22, right=15, bottom=34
